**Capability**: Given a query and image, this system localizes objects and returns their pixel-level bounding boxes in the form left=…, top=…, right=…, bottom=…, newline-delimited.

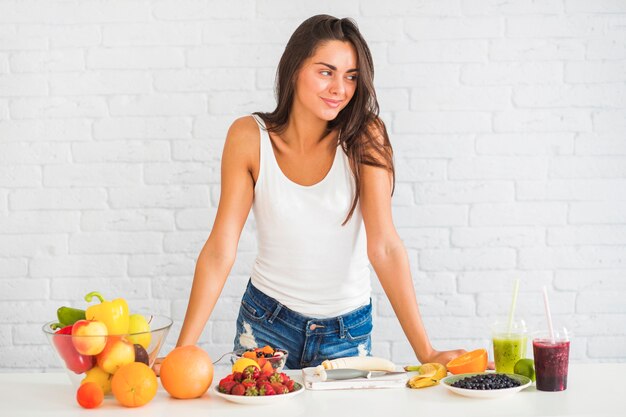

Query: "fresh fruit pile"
left=47, top=291, right=156, bottom=409
left=451, top=374, right=521, bottom=390
left=218, top=364, right=301, bottom=396
left=238, top=345, right=287, bottom=374
left=242, top=345, right=284, bottom=359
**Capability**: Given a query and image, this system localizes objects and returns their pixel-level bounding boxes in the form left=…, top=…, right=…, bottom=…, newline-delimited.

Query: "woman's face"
left=293, top=40, right=358, bottom=121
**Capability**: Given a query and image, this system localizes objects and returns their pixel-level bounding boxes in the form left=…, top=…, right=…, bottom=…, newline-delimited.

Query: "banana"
left=321, top=356, right=397, bottom=372
left=404, top=365, right=422, bottom=372
left=407, top=374, right=438, bottom=389
left=406, top=363, right=448, bottom=389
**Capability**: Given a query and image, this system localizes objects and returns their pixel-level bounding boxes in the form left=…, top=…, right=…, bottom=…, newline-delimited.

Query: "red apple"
left=96, top=336, right=135, bottom=374
left=72, top=320, right=108, bottom=356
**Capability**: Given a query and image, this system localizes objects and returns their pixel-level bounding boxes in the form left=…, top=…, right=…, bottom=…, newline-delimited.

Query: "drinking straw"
left=506, top=278, right=520, bottom=334
left=542, top=286, right=556, bottom=343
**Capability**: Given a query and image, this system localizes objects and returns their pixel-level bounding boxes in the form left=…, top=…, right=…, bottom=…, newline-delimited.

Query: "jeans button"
left=309, top=324, right=317, bottom=331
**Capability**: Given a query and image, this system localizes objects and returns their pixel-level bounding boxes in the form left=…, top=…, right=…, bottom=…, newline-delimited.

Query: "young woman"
left=155, top=14, right=466, bottom=371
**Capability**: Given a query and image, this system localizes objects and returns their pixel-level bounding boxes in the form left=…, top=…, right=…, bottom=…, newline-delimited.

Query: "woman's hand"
left=152, top=357, right=164, bottom=377
left=424, top=348, right=466, bottom=366
left=423, top=349, right=495, bottom=370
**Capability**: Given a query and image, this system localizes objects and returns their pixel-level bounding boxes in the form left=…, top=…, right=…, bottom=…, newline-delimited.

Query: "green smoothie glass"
left=492, top=321, right=528, bottom=374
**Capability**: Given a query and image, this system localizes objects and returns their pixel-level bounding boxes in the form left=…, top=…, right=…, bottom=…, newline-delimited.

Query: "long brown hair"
left=254, top=14, right=395, bottom=225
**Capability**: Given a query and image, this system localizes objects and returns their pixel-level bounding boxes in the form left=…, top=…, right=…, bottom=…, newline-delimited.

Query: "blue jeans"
left=233, top=280, right=373, bottom=369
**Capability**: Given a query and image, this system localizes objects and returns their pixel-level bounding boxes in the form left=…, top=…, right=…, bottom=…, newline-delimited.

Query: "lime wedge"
left=514, top=358, right=535, bottom=382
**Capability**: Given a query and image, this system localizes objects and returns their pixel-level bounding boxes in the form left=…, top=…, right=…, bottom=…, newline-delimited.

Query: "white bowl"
left=212, top=383, right=304, bottom=405
left=441, top=372, right=532, bottom=399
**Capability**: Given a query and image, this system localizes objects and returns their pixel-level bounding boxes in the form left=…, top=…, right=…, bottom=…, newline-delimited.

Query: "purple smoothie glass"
left=532, top=328, right=570, bottom=392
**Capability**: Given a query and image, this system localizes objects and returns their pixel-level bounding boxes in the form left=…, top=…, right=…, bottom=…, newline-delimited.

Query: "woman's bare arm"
left=154, top=116, right=257, bottom=373
left=359, top=125, right=465, bottom=365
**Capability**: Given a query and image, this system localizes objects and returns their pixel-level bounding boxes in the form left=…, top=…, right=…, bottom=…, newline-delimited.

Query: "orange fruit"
left=446, top=349, right=488, bottom=375
left=111, top=362, right=158, bottom=407
left=76, top=381, right=103, bottom=409
left=160, top=345, right=214, bottom=399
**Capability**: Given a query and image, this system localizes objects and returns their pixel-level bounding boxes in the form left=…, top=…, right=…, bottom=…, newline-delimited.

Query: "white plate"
left=212, top=383, right=304, bottom=405
left=441, top=373, right=532, bottom=399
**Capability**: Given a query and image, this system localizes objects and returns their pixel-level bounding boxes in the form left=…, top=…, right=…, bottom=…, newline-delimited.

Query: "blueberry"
left=452, top=373, right=522, bottom=390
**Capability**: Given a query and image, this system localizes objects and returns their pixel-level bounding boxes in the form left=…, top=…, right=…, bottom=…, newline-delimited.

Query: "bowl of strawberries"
left=232, top=345, right=288, bottom=373
left=214, top=364, right=303, bottom=404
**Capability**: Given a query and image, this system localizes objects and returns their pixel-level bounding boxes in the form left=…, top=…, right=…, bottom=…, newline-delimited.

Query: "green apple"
left=96, top=336, right=135, bottom=374
left=127, top=314, right=151, bottom=349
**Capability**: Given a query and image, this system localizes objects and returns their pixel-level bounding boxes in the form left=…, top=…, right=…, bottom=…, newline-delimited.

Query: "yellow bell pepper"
left=84, top=291, right=129, bottom=335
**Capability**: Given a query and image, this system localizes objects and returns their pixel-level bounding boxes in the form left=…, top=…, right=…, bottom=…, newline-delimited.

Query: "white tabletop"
left=0, top=363, right=622, bottom=417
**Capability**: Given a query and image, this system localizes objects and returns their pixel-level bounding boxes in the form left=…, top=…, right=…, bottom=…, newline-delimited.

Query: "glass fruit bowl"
left=231, top=347, right=289, bottom=373
left=42, top=315, right=172, bottom=390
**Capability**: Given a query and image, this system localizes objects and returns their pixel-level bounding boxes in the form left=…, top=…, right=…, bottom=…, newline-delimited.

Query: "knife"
left=323, top=369, right=406, bottom=381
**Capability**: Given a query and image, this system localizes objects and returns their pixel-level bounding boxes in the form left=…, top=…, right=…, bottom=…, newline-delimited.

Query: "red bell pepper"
left=52, top=325, right=94, bottom=374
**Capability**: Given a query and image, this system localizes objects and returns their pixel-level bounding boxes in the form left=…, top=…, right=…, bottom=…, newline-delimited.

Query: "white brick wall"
left=1, top=0, right=625, bottom=370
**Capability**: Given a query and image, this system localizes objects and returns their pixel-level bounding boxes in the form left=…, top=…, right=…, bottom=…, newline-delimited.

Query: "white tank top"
left=249, top=114, right=371, bottom=318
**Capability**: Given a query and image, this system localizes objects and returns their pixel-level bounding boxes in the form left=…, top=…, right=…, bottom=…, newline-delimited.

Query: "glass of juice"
left=492, top=320, right=528, bottom=374
left=533, top=328, right=570, bottom=392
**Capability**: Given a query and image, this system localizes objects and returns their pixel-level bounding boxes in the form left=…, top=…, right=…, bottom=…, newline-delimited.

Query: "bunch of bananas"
left=405, top=363, right=448, bottom=389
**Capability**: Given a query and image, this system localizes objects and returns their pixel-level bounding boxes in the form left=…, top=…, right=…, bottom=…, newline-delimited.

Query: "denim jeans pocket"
left=345, top=318, right=373, bottom=342
left=240, top=295, right=269, bottom=322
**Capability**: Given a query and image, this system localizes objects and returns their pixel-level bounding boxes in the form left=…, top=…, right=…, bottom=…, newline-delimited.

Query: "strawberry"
left=279, top=372, right=289, bottom=384
left=241, top=378, right=257, bottom=389
left=244, top=386, right=259, bottom=396
left=270, top=382, right=289, bottom=395
left=269, top=372, right=283, bottom=383
left=218, top=380, right=237, bottom=394
left=232, top=371, right=243, bottom=382
left=259, top=382, right=276, bottom=396
left=284, top=379, right=295, bottom=392
left=230, top=383, right=246, bottom=396
left=243, top=365, right=261, bottom=380
left=255, top=376, right=269, bottom=389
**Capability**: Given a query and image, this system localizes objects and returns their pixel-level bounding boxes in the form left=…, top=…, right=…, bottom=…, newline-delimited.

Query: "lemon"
left=514, top=358, right=536, bottom=382
left=232, top=357, right=260, bottom=373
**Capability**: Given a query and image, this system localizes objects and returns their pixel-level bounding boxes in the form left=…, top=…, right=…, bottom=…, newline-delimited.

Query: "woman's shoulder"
left=221, top=115, right=261, bottom=170
left=227, top=115, right=260, bottom=138
left=223, top=115, right=262, bottom=151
